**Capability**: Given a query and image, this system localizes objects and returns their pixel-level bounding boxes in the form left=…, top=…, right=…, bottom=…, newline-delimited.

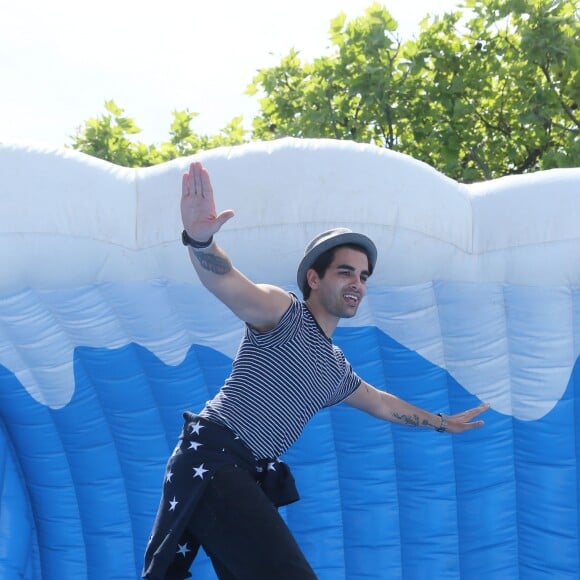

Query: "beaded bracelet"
left=436, top=412, right=448, bottom=433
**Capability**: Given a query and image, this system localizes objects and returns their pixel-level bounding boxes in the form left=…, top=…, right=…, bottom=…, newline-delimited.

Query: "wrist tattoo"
left=393, top=412, right=431, bottom=428
left=194, top=251, right=232, bottom=275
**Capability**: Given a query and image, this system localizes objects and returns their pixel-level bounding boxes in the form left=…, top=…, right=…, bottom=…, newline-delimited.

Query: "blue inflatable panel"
left=0, top=139, right=579, bottom=578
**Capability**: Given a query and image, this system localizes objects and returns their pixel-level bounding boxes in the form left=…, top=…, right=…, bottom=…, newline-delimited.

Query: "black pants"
left=186, top=465, right=317, bottom=579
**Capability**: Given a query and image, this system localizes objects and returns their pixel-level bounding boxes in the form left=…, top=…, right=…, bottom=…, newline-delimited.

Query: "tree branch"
left=538, top=62, right=580, bottom=129
left=466, top=146, right=492, bottom=180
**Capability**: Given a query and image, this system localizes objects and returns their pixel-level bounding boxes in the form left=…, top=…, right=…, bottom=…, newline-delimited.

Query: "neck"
left=304, top=299, right=339, bottom=339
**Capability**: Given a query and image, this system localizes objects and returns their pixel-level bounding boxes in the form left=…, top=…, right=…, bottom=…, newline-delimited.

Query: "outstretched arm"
left=181, top=162, right=291, bottom=331
left=345, top=380, right=489, bottom=434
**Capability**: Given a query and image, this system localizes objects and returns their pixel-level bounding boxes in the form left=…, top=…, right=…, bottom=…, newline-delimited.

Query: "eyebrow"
left=335, top=264, right=370, bottom=276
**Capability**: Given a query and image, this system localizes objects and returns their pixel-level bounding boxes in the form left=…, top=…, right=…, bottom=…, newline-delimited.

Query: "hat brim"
left=297, top=232, right=377, bottom=292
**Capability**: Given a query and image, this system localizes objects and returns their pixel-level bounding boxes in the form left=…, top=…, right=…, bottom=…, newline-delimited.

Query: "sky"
left=0, top=0, right=460, bottom=149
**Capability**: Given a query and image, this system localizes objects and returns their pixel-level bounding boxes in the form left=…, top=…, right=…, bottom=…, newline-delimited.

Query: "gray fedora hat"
left=297, top=228, right=378, bottom=292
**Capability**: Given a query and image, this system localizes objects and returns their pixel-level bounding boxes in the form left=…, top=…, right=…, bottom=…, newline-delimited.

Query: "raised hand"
left=181, top=162, right=234, bottom=243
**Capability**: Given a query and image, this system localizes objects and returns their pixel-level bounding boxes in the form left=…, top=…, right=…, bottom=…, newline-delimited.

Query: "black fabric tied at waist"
left=142, top=412, right=299, bottom=579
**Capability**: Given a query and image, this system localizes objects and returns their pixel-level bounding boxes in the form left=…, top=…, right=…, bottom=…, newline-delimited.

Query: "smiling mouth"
left=344, top=293, right=360, bottom=306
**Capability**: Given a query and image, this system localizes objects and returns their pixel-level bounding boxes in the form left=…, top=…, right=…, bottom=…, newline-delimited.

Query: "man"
left=143, top=161, right=489, bottom=579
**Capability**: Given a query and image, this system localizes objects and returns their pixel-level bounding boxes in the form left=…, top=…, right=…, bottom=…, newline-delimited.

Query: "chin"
left=340, top=309, right=358, bottom=319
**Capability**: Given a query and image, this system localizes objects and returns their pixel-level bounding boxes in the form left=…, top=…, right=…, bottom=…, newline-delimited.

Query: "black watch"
left=181, top=230, right=214, bottom=249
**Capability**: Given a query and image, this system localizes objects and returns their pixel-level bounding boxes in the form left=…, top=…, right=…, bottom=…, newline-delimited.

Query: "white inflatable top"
left=1, top=137, right=579, bottom=292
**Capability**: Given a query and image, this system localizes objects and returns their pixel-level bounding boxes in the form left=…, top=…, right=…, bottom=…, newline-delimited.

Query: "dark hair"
left=301, top=243, right=373, bottom=299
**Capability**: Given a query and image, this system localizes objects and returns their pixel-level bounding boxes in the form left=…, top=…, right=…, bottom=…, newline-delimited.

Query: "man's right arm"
left=182, top=162, right=291, bottom=331
left=186, top=241, right=291, bottom=331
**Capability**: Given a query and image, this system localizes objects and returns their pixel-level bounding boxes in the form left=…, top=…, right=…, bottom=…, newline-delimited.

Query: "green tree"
left=69, top=101, right=247, bottom=167
left=69, top=100, right=152, bottom=167
left=150, top=110, right=247, bottom=164
left=248, top=0, right=579, bottom=181
left=248, top=6, right=405, bottom=145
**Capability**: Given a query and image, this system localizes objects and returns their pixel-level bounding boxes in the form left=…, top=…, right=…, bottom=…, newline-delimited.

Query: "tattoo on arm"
left=193, top=251, right=232, bottom=275
left=392, top=412, right=432, bottom=428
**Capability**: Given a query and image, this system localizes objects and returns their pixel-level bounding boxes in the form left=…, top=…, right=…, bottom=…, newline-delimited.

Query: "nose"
left=350, top=277, right=364, bottom=291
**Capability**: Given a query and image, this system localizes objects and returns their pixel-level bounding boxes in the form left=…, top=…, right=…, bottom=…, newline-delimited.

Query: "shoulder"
left=244, top=285, right=293, bottom=332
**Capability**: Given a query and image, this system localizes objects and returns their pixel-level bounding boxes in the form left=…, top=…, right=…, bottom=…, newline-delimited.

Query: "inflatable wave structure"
left=0, top=138, right=579, bottom=579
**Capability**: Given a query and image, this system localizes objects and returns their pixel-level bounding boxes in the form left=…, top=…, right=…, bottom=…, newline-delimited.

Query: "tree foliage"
left=70, top=0, right=578, bottom=181
left=69, top=101, right=247, bottom=167
left=248, top=0, right=578, bottom=181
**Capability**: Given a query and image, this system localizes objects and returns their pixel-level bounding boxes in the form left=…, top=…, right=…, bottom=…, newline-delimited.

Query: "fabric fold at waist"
left=181, top=412, right=299, bottom=507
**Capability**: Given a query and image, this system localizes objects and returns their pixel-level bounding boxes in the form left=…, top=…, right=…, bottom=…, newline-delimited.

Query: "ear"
left=306, top=268, right=320, bottom=291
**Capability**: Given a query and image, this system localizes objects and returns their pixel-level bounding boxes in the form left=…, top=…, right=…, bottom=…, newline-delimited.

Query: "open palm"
left=181, top=162, right=234, bottom=242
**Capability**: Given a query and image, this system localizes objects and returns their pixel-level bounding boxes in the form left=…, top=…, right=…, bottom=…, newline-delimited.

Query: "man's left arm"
left=345, top=380, right=489, bottom=434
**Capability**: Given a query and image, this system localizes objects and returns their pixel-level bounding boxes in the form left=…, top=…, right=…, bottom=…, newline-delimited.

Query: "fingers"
left=199, top=165, right=213, bottom=196
left=447, top=402, right=490, bottom=433
left=182, top=162, right=206, bottom=197
left=191, top=162, right=202, bottom=195
left=456, top=402, right=489, bottom=420
left=181, top=173, right=190, bottom=197
left=184, top=162, right=212, bottom=197
left=449, top=417, right=485, bottom=433
left=216, top=209, right=235, bottom=228
left=469, top=403, right=490, bottom=428
left=469, top=402, right=490, bottom=419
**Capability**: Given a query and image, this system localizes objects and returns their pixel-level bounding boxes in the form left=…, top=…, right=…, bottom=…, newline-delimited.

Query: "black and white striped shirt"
left=200, top=294, right=362, bottom=459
